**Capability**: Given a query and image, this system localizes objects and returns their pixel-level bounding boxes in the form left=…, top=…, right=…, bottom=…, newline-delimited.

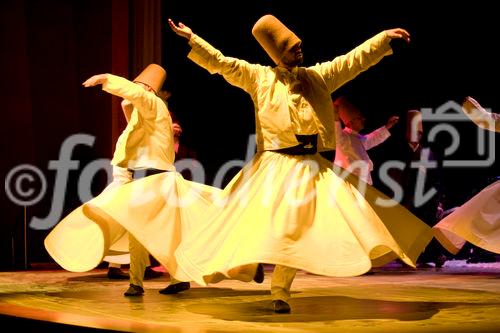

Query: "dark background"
left=1, top=0, right=498, bottom=268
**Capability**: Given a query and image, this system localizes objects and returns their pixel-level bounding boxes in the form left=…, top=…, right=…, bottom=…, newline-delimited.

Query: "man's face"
left=279, top=42, right=303, bottom=68
left=350, top=115, right=366, bottom=132
left=407, top=130, right=423, bottom=144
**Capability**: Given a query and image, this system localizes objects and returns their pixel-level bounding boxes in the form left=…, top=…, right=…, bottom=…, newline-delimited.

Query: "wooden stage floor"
left=0, top=261, right=499, bottom=332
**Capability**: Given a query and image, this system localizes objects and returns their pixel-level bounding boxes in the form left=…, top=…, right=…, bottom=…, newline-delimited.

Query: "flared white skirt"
left=44, top=172, right=223, bottom=281
left=434, top=180, right=500, bottom=254
left=174, top=151, right=433, bottom=286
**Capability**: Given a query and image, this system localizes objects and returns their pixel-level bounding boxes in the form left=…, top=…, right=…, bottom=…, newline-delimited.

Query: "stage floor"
left=0, top=261, right=499, bottom=332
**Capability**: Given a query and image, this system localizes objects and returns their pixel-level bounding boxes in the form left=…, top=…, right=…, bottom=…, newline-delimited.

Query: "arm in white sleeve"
left=187, top=34, right=260, bottom=95
left=313, top=31, right=393, bottom=93
left=363, top=126, right=391, bottom=150
left=462, top=97, right=500, bottom=132
left=102, top=74, right=161, bottom=119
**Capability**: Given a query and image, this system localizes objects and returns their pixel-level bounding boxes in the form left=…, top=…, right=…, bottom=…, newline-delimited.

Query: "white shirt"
left=334, top=121, right=390, bottom=184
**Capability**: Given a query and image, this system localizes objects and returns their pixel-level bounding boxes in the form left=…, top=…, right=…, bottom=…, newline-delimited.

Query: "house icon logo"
left=421, top=100, right=496, bottom=167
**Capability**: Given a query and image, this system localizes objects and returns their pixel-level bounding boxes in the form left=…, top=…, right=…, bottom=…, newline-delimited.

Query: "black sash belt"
left=128, top=168, right=166, bottom=180
left=274, top=134, right=318, bottom=155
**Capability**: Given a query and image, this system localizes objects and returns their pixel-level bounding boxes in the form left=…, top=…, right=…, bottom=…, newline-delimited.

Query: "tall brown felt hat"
left=133, top=64, right=166, bottom=94
left=333, top=96, right=363, bottom=124
left=252, top=14, right=301, bottom=65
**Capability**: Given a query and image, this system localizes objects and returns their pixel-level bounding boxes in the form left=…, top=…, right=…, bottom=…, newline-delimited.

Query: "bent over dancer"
left=434, top=96, right=500, bottom=256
